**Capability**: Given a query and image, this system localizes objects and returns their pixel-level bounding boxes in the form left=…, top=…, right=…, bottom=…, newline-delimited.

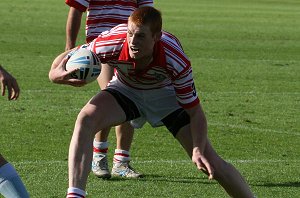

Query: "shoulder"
left=95, top=24, right=127, bottom=42
left=161, top=31, right=185, bottom=53
left=107, top=24, right=128, bottom=34
left=90, top=24, right=127, bottom=61
left=137, top=0, right=154, bottom=7
left=161, top=31, right=190, bottom=68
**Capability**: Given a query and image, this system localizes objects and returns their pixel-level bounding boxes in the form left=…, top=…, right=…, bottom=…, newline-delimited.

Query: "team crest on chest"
left=146, top=70, right=167, bottom=81
left=108, top=60, right=135, bottom=75
left=153, top=72, right=167, bottom=81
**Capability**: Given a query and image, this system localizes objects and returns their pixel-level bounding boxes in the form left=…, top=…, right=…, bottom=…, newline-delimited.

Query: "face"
left=127, top=21, right=158, bottom=61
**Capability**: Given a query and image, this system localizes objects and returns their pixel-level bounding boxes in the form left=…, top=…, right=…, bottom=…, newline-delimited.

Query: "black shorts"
left=161, top=108, right=190, bottom=137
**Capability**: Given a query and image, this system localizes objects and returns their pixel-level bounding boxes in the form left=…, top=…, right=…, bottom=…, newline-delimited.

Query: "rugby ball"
left=66, top=48, right=101, bottom=83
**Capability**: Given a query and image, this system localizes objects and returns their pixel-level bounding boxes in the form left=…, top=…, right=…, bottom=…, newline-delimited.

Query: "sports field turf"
left=0, top=0, right=299, bottom=197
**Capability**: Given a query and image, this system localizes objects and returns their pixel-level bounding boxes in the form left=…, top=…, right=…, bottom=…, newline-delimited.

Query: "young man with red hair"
left=50, top=7, right=255, bottom=198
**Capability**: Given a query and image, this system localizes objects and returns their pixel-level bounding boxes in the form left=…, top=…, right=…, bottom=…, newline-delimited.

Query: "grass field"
left=0, top=0, right=299, bottom=197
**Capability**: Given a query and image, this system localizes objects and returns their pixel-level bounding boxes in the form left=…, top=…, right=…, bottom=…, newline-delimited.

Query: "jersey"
left=81, top=24, right=199, bottom=109
left=65, top=0, right=154, bottom=43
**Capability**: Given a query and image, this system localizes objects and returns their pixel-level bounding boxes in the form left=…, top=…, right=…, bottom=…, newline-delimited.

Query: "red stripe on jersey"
left=90, top=1, right=137, bottom=7
left=67, top=0, right=153, bottom=40
left=87, top=24, right=199, bottom=107
left=138, top=1, right=154, bottom=6
left=179, top=98, right=200, bottom=109
left=86, top=17, right=128, bottom=25
left=118, top=38, right=167, bottom=70
left=175, top=84, right=193, bottom=95
left=163, top=42, right=190, bottom=72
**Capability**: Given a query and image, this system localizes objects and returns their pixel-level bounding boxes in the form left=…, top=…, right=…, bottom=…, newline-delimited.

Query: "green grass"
left=0, top=0, right=299, bottom=197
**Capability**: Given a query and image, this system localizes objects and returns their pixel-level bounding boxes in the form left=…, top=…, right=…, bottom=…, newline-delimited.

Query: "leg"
left=0, top=155, right=29, bottom=198
left=115, top=122, right=134, bottom=151
left=92, top=98, right=141, bottom=178
left=111, top=122, right=143, bottom=178
left=92, top=122, right=133, bottom=163
left=175, top=126, right=254, bottom=198
left=91, top=64, right=115, bottom=178
left=94, top=128, right=110, bottom=143
left=68, top=91, right=126, bottom=190
left=92, top=127, right=112, bottom=179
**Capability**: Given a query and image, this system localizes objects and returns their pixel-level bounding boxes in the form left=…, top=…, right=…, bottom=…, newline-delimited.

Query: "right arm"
left=65, top=7, right=83, bottom=51
left=0, top=64, right=20, bottom=100
left=97, top=63, right=114, bottom=90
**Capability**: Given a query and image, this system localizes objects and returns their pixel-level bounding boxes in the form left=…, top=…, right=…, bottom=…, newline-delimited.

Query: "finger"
left=11, top=87, right=20, bottom=100
left=66, top=68, right=79, bottom=75
left=1, top=81, right=5, bottom=96
left=6, top=83, right=13, bottom=100
left=68, top=79, right=87, bottom=87
left=61, top=56, right=70, bottom=71
left=14, top=88, right=20, bottom=100
left=195, top=159, right=214, bottom=180
left=194, top=160, right=207, bottom=173
left=11, top=79, right=20, bottom=100
left=202, top=161, right=214, bottom=180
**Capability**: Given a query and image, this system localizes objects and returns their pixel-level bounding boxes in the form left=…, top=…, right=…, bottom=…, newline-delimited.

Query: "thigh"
left=80, top=91, right=127, bottom=130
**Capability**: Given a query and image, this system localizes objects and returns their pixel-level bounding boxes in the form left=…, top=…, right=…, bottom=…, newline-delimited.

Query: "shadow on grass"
left=100, top=174, right=215, bottom=185
left=254, top=182, right=300, bottom=188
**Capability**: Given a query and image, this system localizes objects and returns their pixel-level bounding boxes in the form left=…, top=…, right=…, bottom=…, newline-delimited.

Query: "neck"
left=135, top=56, right=153, bottom=70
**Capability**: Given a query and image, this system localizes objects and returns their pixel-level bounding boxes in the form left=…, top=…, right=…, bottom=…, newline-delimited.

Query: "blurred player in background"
left=0, top=65, right=29, bottom=198
left=50, top=7, right=255, bottom=198
left=65, top=0, right=154, bottom=179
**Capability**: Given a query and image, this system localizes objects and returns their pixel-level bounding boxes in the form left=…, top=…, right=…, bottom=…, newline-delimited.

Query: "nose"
left=131, top=34, right=138, bottom=45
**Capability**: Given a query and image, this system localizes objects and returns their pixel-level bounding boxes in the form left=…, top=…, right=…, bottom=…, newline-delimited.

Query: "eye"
left=138, top=34, right=145, bottom=38
left=135, top=33, right=145, bottom=39
left=127, top=31, right=133, bottom=37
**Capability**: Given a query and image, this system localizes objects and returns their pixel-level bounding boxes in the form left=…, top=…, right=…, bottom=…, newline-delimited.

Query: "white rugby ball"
left=66, top=48, right=101, bottom=83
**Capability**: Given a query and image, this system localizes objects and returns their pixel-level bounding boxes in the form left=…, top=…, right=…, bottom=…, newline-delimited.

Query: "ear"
left=154, top=31, right=162, bottom=42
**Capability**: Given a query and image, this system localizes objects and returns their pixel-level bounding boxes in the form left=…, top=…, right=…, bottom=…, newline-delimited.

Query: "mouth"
left=130, top=46, right=139, bottom=53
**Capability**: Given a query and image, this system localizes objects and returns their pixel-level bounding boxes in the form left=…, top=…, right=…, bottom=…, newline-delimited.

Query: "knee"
left=213, top=160, right=234, bottom=180
left=76, top=109, right=99, bottom=135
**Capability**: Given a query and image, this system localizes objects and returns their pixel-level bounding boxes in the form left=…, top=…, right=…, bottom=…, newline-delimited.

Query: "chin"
left=130, top=53, right=138, bottom=60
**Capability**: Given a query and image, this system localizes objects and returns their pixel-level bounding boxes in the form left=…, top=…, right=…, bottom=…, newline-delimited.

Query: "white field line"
left=209, top=122, right=300, bottom=136
left=205, top=91, right=300, bottom=96
left=12, top=89, right=300, bottom=136
left=18, top=89, right=300, bottom=136
left=12, top=159, right=300, bottom=166
left=23, top=89, right=300, bottom=95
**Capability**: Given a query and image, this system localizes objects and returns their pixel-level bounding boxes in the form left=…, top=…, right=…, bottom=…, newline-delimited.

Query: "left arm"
left=185, top=104, right=214, bottom=179
left=185, top=104, right=208, bottom=154
left=65, top=7, right=84, bottom=51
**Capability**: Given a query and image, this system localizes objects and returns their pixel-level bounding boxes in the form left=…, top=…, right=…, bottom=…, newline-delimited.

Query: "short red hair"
left=128, top=7, right=162, bottom=35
